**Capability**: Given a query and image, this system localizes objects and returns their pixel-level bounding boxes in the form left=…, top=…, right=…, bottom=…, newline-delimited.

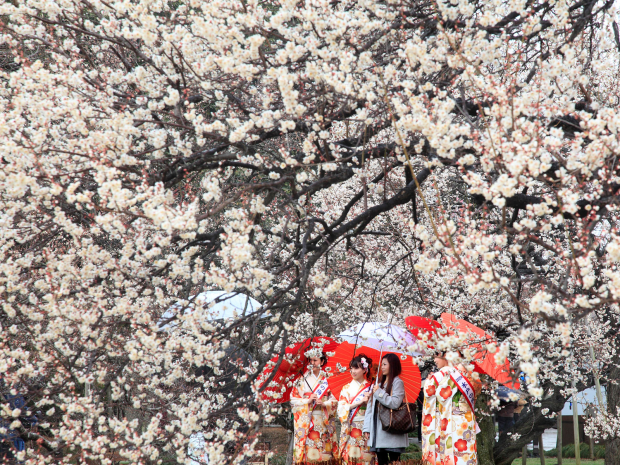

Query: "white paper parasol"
left=338, top=322, right=424, bottom=357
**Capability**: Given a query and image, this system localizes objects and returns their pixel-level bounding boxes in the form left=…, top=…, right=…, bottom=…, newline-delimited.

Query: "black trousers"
left=375, top=449, right=401, bottom=465
left=498, top=416, right=515, bottom=434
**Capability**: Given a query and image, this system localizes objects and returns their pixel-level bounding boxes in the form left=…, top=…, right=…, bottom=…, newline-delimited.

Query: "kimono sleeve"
left=423, top=375, right=438, bottom=406
left=290, top=381, right=310, bottom=410
left=337, top=385, right=351, bottom=423
left=321, top=390, right=337, bottom=416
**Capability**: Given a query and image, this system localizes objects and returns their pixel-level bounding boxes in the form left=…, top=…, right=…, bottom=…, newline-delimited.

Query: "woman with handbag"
left=337, top=354, right=374, bottom=465
left=362, top=353, right=412, bottom=465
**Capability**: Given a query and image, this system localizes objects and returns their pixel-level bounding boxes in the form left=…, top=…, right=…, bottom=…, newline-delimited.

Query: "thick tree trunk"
left=606, top=355, right=620, bottom=465
left=285, top=432, right=294, bottom=465
left=556, top=414, right=562, bottom=465
left=493, top=385, right=568, bottom=465
left=476, top=393, right=496, bottom=465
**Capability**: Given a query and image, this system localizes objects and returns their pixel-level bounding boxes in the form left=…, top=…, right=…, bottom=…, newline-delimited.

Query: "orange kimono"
left=337, top=379, right=373, bottom=465
left=290, top=371, right=338, bottom=464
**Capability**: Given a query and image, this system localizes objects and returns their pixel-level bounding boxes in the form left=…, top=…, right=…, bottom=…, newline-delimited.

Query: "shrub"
left=545, top=443, right=605, bottom=459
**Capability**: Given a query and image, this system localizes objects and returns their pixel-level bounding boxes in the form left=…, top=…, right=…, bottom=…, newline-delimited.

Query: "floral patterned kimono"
left=337, top=379, right=373, bottom=465
left=290, top=371, right=338, bottom=464
left=422, top=366, right=480, bottom=465
left=422, top=369, right=445, bottom=464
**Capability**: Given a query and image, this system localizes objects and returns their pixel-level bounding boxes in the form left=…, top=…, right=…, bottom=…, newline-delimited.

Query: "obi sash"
left=447, top=367, right=476, bottom=412
left=313, top=377, right=330, bottom=401
left=308, top=376, right=330, bottom=431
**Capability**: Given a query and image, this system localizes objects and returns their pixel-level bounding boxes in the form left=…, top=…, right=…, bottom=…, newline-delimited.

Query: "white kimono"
left=337, top=379, right=373, bottom=465
left=290, top=371, right=338, bottom=464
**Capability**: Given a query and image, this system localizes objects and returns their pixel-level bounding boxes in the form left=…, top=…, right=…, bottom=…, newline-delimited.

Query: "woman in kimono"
left=337, top=354, right=374, bottom=465
left=290, top=349, right=338, bottom=465
left=362, top=353, right=409, bottom=465
left=421, top=362, right=445, bottom=464
left=422, top=353, right=481, bottom=465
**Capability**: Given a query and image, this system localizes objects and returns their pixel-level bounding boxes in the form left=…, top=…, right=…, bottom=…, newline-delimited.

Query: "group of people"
left=290, top=350, right=481, bottom=465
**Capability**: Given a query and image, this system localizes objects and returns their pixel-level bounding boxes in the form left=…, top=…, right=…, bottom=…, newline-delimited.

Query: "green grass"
left=401, top=442, right=422, bottom=461
left=510, top=442, right=605, bottom=464
left=546, top=444, right=605, bottom=459
left=269, top=455, right=287, bottom=465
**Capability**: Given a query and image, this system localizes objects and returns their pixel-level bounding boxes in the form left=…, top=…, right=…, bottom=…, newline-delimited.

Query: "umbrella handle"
left=374, top=345, right=383, bottom=388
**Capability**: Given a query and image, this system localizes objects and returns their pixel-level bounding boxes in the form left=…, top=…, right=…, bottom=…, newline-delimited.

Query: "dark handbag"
left=377, top=385, right=417, bottom=434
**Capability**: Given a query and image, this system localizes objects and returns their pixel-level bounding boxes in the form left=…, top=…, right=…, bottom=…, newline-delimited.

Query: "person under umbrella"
left=497, top=386, right=526, bottom=434
left=362, top=353, right=410, bottom=465
left=259, top=336, right=338, bottom=403
left=337, top=353, right=374, bottom=465
left=421, top=352, right=481, bottom=465
left=290, top=348, right=338, bottom=465
left=324, top=342, right=421, bottom=402
left=406, top=314, right=520, bottom=389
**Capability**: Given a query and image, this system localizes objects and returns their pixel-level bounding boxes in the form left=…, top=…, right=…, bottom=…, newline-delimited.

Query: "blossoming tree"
left=1, top=0, right=620, bottom=463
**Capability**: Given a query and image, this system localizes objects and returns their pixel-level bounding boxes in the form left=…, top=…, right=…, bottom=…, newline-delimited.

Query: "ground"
left=511, top=460, right=604, bottom=465
left=257, top=426, right=607, bottom=465
left=259, top=426, right=291, bottom=455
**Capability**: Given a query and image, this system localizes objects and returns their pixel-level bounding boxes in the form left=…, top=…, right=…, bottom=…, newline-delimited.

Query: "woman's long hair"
left=378, top=353, right=402, bottom=394
left=349, top=353, right=373, bottom=381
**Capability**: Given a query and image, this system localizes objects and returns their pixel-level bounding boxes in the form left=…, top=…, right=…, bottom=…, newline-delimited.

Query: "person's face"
left=381, top=358, right=390, bottom=375
left=434, top=356, right=448, bottom=369
left=309, top=357, right=322, bottom=372
left=350, top=365, right=365, bottom=381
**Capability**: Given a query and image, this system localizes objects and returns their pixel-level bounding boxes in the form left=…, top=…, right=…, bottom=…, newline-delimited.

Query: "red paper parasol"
left=440, top=313, right=520, bottom=389
left=324, top=342, right=380, bottom=398
left=405, top=316, right=441, bottom=349
left=324, top=342, right=422, bottom=401
left=260, top=336, right=339, bottom=403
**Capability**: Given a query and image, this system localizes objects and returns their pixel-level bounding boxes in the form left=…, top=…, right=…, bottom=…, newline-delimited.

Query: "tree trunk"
left=494, top=384, right=568, bottom=465
left=285, top=432, right=294, bottom=465
left=476, top=392, right=496, bottom=465
left=606, top=354, right=620, bottom=465
left=556, top=414, right=562, bottom=465
left=572, top=385, right=581, bottom=465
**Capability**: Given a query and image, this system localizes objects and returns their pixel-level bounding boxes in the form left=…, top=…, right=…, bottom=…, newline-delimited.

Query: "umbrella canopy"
left=497, top=386, right=524, bottom=401
left=260, top=336, right=339, bottom=403
left=324, top=342, right=422, bottom=401
left=440, top=313, right=520, bottom=389
left=338, top=322, right=424, bottom=356
left=159, top=291, right=264, bottom=331
left=324, top=342, right=380, bottom=398
left=405, top=316, right=442, bottom=349
left=405, top=314, right=520, bottom=389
